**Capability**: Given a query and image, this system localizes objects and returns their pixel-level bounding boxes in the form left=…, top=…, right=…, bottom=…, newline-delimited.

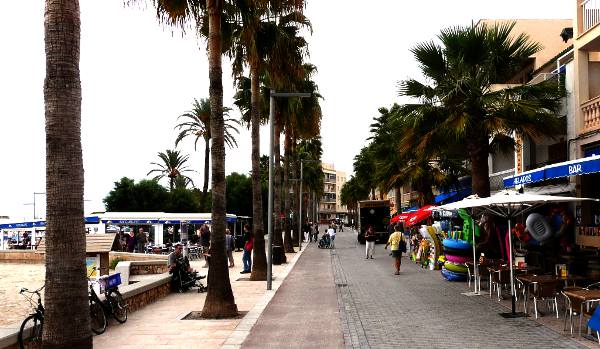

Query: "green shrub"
left=109, top=257, right=124, bottom=270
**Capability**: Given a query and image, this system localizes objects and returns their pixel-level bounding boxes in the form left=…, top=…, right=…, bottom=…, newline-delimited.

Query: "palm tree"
left=234, top=74, right=271, bottom=280
left=132, top=0, right=240, bottom=319
left=147, top=149, right=196, bottom=190
left=368, top=104, right=466, bottom=207
left=398, top=22, right=564, bottom=197
left=201, top=0, right=239, bottom=318
left=43, top=0, right=91, bottom=347
left=175, top=98, right=240, bottom=210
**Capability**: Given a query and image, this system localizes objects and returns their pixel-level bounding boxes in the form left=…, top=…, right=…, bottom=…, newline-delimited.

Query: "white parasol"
left=437, top=190, right=597, bottom=317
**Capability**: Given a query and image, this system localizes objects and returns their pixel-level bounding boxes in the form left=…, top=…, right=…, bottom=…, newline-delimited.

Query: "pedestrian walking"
left=136, top=227, right=147, bottom=253
left=225, top=229, right=235, bottom=268
left=313, top=224, right=319, bottom=242
left=385, top=225, right=406, bottom=275
left=241, top=225, right=253, bottom=274
left=364, top=225, right=376, bottom=259
left=327, top=225, right=336, bottom=249
left=200, top=225, right=211, bottom=268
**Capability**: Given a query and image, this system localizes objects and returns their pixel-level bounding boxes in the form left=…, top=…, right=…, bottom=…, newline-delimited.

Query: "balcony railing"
left=582, top=94, right=600, bottom=133
left=490, top=169, right=514, bottom=192
left=582, top=0, right=600, bottom=32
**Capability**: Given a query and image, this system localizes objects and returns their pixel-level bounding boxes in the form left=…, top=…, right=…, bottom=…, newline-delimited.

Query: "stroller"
left=318, top=233, right=331, bottom=249
left=170, top=263, right=207, bottom=293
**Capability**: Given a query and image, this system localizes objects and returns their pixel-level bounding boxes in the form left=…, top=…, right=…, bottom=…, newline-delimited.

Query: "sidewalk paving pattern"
left=330, top=230, right=588, bottom=349
left=242, top=241, right=344, bottom=349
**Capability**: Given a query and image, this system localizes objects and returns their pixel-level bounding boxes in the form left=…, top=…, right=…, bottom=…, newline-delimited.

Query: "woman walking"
left=364, top=225, right=376, bottom=259
left=385, top=225, right=405, bottom=275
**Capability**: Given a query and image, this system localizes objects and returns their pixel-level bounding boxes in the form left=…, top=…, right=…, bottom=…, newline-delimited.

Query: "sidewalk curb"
left=221, top=243, right=309, bottom=348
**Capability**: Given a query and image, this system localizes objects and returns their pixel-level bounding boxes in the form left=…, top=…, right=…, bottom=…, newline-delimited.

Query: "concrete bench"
left=115, top=260, right=168, bottom=286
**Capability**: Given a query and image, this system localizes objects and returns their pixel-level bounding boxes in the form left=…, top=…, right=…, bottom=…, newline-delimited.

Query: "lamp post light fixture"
left=267, top=91, right=311, bottom=291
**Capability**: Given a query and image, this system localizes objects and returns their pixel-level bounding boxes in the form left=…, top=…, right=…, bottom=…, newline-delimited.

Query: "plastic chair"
left=492, top=268, right=512, bottom=301
left=531, top=280, right=559, bottom=319
left=587, top=305, right=600, bottom=344
left=562, top=286, right=584, bottom=336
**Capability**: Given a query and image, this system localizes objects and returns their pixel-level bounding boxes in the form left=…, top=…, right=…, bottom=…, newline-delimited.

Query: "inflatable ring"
left=526, top=213, right=553, bottom=243
left=441, top=267, right=468, bottom=281
left=445, top=254, right=471, bottom=264
left=443, top=247, right=472, bottom=257
left=444, top=262, right=468, bottom=273
left=442, top=238, right=471, bottom=250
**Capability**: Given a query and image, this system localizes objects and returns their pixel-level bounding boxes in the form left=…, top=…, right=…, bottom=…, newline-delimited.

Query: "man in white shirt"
left=327, top=225, right=336, bottom=248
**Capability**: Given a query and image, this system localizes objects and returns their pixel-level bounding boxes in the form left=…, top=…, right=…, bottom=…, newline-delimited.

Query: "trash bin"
left=273, top=245, right=286, bottom=265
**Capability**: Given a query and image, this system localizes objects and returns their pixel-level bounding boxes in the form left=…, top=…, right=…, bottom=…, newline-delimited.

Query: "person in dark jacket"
left=241, top=225, right=253, bottom=274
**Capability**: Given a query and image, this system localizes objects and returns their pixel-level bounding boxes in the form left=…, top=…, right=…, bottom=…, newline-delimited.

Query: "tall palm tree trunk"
left=202, top=136, right=210, bottom=211
left=283, top=129, right=294, bottom=252
left=249, top=66, right=267, bottom=281
left=202, top=0, right=237, bottom=318
left=43, top=1, right=91, bottom=348
left=467, top=136, right=491, bottom=198
left=273, top=119, right=285, bottom=251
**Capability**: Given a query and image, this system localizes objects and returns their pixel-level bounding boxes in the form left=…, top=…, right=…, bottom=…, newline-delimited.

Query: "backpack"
left=399, top=236, right=407, bottom=253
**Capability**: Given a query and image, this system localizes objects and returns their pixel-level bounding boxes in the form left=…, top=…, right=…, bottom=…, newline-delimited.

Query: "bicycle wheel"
left=18, top=314, right=43, bottom=349
left=108, top=290, right=128, bottom=323
left=90, top=298, right=107, bottom=335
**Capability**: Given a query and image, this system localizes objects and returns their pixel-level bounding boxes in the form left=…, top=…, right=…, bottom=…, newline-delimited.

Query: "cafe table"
left=562, top=288, right=600, bottom=336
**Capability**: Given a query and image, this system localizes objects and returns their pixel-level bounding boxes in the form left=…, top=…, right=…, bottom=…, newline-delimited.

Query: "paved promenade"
left=242, top=237, right=344, bottom=348
left=85, top=227, right=599, bottom=349
left=330, top=229, right=588, bottom=349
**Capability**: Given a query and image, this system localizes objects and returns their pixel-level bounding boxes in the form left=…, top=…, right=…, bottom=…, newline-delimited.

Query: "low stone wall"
left=131, top=261, right=169, bottom=275
left=0, top=274, right=172, bottom=349
left=0, top=250, right=44, bottom=264
left=109, top=251, right=168, bottom=265
left=120, top=274, right=171, bottom=313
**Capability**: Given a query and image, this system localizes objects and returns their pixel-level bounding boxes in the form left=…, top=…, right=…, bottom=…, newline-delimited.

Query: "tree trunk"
left=249, top=65, right=267, bottom=281
left=201, top=136, right=210, bottom=211
left=283, top=129, right=294, bottom=252
left=467, top=136, right=491, bottom=198
left=43, top=1, right=91, bottom=348
left=273, top=118, right=284, bottom=250
left=202, top=0, right=238, bottom=318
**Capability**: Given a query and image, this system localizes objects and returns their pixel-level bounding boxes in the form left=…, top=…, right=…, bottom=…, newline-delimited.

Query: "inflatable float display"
left=418, top=226, right=444, bottom=270
left=526, top=213, right=554, bottom=243
left=441, top=267, right=468, bottom=281
left=441, top=237, right=472, bottom=281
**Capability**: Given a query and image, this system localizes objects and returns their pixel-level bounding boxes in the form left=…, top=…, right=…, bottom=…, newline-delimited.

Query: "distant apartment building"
left=320, top=163, right=347, bottom=223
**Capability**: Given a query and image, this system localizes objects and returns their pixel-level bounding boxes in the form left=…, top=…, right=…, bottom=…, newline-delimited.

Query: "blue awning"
left=434, top=187, right=472, bottom=204
left=503, top=168, right=546, bottom=188
left=545, top=155, right=600, bottom=179
left=503, top=155, right=600, bottom=188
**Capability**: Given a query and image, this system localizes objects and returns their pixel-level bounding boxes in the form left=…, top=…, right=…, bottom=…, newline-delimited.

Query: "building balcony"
left=582, top=0, right=600, bottom=33
left=577, top=0, right=600, bottom=49
left=582, top=94, right=600, bottom=133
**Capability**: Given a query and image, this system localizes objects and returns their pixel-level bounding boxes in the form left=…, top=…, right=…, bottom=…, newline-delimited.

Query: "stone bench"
left=114, top=260, right=168, bottom=286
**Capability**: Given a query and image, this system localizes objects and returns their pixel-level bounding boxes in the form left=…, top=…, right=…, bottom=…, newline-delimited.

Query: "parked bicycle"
left=18, top=285, right=45, bottom=349
left=88, top=271, right=128, bottom=335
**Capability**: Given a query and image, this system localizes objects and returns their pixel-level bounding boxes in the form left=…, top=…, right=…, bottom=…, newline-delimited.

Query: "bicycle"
left=88, top=275, right=107, bottom=335
left=18, top=285, right=45, bottom=349
left=92, top=273, right=128, bottom=326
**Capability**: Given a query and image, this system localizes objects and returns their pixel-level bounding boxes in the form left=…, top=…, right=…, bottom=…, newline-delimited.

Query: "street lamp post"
left=267, top=90, right=311, bottom=291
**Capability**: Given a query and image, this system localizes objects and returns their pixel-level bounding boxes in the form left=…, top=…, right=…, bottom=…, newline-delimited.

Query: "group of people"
left=364, top=223, right=406, bottom=275
left=117, top=227, right=150, bottom=253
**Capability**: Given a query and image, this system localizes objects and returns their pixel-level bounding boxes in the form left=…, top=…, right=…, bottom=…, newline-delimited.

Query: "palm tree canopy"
left=147, top=149, right=196, bottom=188
left=398, top=21, right=565, bottom=148
left=175, top=98, right=241, bottom=149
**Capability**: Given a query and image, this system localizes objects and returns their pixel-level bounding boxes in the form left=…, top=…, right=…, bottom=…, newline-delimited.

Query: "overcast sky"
left=0, top=0, right=571, bottom=221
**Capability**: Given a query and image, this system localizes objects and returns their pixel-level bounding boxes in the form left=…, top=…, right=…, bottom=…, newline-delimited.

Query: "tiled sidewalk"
left=93, top=246, right=306, bottom=349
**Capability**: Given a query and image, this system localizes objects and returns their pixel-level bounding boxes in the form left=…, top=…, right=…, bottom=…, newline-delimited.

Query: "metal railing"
left=490, top=169, right=515, bottom=191
left=582, top=0, right=600, bottom=32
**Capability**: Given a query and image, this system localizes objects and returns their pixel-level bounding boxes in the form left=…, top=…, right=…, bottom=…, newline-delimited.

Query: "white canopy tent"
left=437, top=190, right=597, bottom=317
